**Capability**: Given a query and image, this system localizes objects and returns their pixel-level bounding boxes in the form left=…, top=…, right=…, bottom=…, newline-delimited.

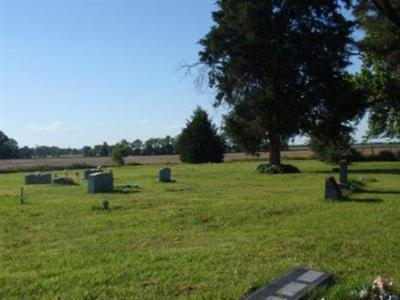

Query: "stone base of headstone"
left=88, top=172, right=114, bottom=193
left=244, top=268, right=334, bottom=300
left=325, top=177, right=342, bottom=200
left=25, top=173, right=52, bottom=185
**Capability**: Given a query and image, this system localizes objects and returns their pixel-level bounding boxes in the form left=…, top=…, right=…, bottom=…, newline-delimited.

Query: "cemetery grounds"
left=0, top=159, right=399, bottom=299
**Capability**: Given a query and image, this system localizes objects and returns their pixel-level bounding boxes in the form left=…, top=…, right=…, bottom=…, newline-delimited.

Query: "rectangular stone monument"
left=245, top=268, right=334, bottom=300
left=25, top=173, right=52, bottom=185
left=339, top=159, right=348, bottom=188
left=325, top=177, right=342, bottom=200
left=88, top=172, right=114, bottom=193
left=159, top=167, right=172, bottom=182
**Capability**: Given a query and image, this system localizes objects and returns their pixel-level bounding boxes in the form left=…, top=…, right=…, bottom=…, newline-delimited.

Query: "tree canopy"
left=354, top=0, right=400, bottom=139
left=199, top=0, right=361, bottom=166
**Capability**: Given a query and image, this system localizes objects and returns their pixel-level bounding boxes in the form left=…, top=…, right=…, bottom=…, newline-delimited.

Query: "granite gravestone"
left=325, top=177, right=342, bottom=200
left=159, top=168, right=172, bottom=182
left=339, top=159, right=348, bottom=188
left=88, top=172, right=114, bottom=193
left=25, top=173, right=52, bottom=185
left=245, top=268, right=334, bottom=300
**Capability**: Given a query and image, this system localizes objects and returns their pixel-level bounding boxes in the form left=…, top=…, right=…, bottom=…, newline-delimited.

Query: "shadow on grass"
left=314, top=169, right=400, bottom=175
left=108, top=189, right=140, bottom=194
left=357, top=189, right=400, bottom=195
left=91, top=205, right=128, bottom=211
left=341, top=197, right=383, bottom=204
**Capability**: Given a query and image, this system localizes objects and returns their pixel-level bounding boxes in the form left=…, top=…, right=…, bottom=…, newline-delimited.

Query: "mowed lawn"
left=1, top=160, right=399, bottom=299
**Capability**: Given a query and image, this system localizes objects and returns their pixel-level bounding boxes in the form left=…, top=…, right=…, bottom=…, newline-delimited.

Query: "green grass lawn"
left=1, top=160, right=400, bottom=299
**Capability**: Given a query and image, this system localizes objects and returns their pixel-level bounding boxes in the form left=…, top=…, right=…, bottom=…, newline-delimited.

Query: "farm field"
left=1, top=160, right=400, bottom=299
left=1, top=145, right=399, bottom=172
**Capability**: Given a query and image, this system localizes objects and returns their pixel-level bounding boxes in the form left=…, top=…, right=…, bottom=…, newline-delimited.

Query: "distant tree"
left=177, top=107, right=225, bottom=163
left=112, top=142, right=129, bottom=166
left=100, top=142, right=110, bottom=157
left=0, top=131, right=19, bottom=159
left=354, top=0, right=400, bottom=138
left=197, top=0, right=358, bottom=166
left=131, top=139, right=143, bottom=155
left=18, top=146, right=33, bottom=159
left=82, top=146, right=94, bottom=157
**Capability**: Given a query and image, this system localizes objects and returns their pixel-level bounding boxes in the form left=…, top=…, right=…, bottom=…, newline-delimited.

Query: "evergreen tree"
left=354, top=0, right=400, bottom=138
left=0, top=131, right=19, bottom=159
left=177, top=107, right=225, bottom=163
left=198, top=0, right=359, bottom=166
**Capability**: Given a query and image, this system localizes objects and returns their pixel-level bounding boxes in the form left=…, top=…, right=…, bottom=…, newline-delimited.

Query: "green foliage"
left=177, top=107, right=225, bottom=163
left=199, top=0, right=358, bottom=165
left=255, top=163, right=300, bottom=174
left=111, top=143, right=129, bottom=166
left=353, top=0, right=400, bottom=138
left=0, top=131, right=19, bottom=159
left=309, top=133, right=353, bottom=164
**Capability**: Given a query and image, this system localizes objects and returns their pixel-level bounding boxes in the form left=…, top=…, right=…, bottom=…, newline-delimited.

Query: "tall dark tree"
left=0, top=131, right=19, bottom=159
left=198, top=0, right=358, bottom=166
left=354, top=0, right=400, bottom=138
left=177, top=107, right=225, bottom=163
left=100, top=142, right=110, bottom=157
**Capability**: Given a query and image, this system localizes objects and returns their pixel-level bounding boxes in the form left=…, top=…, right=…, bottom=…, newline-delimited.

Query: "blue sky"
left=1, top=0, right=367, bottom=148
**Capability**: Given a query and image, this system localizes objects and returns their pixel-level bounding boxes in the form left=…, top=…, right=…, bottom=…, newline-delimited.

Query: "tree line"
left=0, top=130, right=244, bottom=160
left=0, top=131, right=184, bottom=159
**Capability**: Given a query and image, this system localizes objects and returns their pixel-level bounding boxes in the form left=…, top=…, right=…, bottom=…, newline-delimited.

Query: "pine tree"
left=178, top=107, right=225, bottom=163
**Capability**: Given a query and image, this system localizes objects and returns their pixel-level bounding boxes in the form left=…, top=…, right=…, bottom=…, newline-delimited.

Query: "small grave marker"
left=244, top=268, right=333, bottom=300
left=25, top=173, right=52, bottom=185
left=159, top=168, right=172, bottom=182
left=325, top=177, right=342, bottom=200
left=20, top=187, right=24, bottom=204
left=102, top=200, right=109, bottom=210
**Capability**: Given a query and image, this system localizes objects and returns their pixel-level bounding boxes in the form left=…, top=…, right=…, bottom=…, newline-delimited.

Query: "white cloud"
left=139, top=118, right=150, bottom=124
left=28, top=122, right=79, bottom=132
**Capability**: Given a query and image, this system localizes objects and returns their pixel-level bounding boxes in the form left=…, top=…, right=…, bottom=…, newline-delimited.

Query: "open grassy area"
left=1, top=160, right=400, bottom=299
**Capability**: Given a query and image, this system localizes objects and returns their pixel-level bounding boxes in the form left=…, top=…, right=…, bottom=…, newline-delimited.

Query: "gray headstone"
left=25, top=173, right=52, bottom=185
left=244, top=268, right=334, bottom=300
left=88, top=172, right=114, bottom=193
left=159, top=168, right=171, bottom=182
left=339, top=159, right=348, bottom=188
left=325, top=177, right=342, bottom=200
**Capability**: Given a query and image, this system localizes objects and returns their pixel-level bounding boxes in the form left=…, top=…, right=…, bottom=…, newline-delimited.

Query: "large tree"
left=0, top=131, right=19, bottom=159
left=354, top=0, right=400, bottom=138
left=198, top=0, right=358, bottom=166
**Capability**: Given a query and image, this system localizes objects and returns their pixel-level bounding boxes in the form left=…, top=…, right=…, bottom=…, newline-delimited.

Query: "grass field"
left=1, top=160, right=400, bottom=299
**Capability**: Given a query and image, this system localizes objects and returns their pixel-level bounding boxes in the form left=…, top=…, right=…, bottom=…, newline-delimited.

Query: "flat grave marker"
left=244, top=268, right=333, bottom=300
left=25, top=173, right=52, bottom=185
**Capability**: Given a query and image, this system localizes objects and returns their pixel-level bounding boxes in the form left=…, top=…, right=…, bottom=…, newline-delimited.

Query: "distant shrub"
left=177, top=107, right=225, bottom=164
left=309, top=133, right=353, bottom=164
left=256, top=163, right=300, bottom=174
left=112, top=145, right=129, bottom=166
left=375, top=150, right=397, bottom=161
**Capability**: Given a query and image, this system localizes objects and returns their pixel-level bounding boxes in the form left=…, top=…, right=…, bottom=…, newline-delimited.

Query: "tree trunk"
left=269, top=134, right=281, bottom=166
